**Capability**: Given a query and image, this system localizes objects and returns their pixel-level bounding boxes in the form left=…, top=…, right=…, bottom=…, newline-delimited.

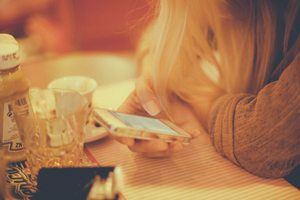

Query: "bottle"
left=0, top=33, right=35, bottom=199
left=0, top=149, right=7, bottom=199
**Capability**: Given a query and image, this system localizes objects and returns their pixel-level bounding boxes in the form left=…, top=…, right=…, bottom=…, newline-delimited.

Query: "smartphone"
left=34, top=167, right=124, bottom=200
left=93, top=108, right=192, bottom=144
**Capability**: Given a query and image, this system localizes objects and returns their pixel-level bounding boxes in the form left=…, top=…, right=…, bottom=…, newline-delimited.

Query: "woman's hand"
left=115, top=75, right=205, bottom=158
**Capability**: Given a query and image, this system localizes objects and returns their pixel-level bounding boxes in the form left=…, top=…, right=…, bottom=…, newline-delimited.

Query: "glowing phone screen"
left=110, top=111, right=179, bottom=135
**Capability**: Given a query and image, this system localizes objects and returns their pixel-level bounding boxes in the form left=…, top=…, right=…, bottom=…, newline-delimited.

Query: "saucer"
left=84, top=125, right=108, bottom=143
left=84, top=113, right=108, bottom=143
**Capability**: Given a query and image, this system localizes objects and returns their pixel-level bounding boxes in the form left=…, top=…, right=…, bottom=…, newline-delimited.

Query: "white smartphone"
left=93, top=108, right=192, bottom=144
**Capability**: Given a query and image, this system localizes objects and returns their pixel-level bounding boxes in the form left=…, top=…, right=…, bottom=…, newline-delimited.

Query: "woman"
left=116, top=0, right=300, bottom=178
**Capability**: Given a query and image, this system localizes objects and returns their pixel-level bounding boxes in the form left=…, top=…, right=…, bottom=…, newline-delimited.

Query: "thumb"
left=136, top=77, right=161, bottom=116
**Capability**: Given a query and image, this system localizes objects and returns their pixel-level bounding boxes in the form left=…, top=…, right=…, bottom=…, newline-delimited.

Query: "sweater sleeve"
left=208, top=54, right=300, bottom=178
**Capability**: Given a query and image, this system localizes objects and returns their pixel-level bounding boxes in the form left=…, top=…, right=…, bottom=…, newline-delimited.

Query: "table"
left=86, top=80, right=300, bottom=200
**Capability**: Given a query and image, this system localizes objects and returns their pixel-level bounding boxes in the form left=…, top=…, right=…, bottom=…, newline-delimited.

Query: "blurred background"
left=0, top=0, right=154, bottom=60
left=0, top=0, right=156, bottom=93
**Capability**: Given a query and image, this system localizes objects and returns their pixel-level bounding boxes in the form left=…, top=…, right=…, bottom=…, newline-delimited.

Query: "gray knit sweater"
left=208, top=40, right=300, bottom=178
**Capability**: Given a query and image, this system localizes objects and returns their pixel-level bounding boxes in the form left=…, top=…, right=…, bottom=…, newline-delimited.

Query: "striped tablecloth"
left=86, top=134, right=299, bottom=200
left=86, top=79, right=299, bottom=200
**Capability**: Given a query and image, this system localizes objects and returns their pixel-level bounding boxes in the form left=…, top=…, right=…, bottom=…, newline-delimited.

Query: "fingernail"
left=143, top=100, right=160, bottom=116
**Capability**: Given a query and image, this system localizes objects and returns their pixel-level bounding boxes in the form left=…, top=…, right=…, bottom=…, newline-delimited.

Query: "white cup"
left=48, top=76, right=98, bottom=110
left=48, top=76, right=100, bottom=142
left=48, top=76, right=108, bottom=143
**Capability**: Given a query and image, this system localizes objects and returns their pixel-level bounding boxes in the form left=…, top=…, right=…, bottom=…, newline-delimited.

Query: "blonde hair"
left=138, top=0, right=299, bottom=122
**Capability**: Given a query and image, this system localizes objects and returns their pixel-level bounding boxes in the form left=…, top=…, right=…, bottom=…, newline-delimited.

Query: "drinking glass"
left=14, top=88, right=89, bottom=178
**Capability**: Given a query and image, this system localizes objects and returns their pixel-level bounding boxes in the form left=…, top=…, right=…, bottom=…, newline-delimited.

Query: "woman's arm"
left=208, top=54, right=300, bottom=178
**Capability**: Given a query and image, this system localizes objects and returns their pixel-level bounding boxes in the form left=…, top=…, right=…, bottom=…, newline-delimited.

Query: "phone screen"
left=109, top=111, right=179, bottom=135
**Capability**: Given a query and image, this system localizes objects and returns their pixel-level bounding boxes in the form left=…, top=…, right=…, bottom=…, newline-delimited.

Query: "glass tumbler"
left=13, top=88, right=88, bottom=178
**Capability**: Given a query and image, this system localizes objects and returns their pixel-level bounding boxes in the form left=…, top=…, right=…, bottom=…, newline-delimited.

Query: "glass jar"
left=0, top=33, right=35, bottom=199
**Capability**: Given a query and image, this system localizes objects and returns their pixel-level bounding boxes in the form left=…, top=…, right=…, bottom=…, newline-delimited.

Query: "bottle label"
left=2, top=95, right=30, bottom=152
left=2, top=102, right=23, bottom=152
left=13, top=95, right=31, bottom=117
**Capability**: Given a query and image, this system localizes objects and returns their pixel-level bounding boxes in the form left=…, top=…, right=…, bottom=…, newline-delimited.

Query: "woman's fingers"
left=113, top=136, right=135, bottom=146
left=167, top=97, right=206, bottom=138
left=127, top=139, right=184, bottom=157
left=140, top=141, right=184, bottom=158
left=128, top=139, right=169, bottom=153
left=118, top=90, right=142, bottom=114
left=169, top=141, right=184, bottom=152
left=136, top=76, right=161, bottom=116
left=114, top=137, right=183, bottom=157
